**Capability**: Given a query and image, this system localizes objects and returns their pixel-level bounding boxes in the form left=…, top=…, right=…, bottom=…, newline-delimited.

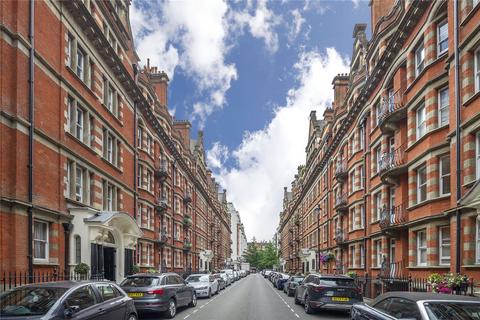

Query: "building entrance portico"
left=69, top=208, right=142, bottom=282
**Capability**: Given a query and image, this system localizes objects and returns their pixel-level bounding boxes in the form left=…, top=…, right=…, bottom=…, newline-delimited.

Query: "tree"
left=258, top=242, right=279, bottom=269
left=243, top=243, right=261, bottom=268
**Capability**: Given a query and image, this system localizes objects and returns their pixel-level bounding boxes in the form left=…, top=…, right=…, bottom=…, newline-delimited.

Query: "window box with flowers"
left=319, top=252, right=336, bottom=264
left=427, top=272, right=470, bottom=294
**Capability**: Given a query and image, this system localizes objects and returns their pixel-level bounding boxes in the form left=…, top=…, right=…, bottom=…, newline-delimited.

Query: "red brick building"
left=278, top=0, right=480, bottom=286
left=0, top=0, right=230, bottom=282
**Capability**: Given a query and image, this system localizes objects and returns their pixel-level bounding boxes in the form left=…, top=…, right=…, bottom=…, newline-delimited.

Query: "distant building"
left=229, top=203, right=247, bottom=269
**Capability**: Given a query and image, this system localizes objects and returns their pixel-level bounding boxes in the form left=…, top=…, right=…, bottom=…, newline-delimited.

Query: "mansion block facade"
left=278, top=0, right=480, bottom=282
left=0, top=0, right=231, bottom=282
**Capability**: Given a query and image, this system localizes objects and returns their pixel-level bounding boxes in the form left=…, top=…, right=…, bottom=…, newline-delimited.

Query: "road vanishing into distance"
left=143, top=274, right=349, bottom=320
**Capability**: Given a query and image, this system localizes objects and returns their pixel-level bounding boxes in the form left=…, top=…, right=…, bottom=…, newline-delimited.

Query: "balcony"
left=378, top=90, right=406, bottom=133
left=158, top=228, right=168, bottom=245
left=335, top=229, right=347, bottom=245
left=183, top=241, right=192, bottom=251
left=378, top=144, right=407, bottom=185
left=155, top=198, right=168, bottom=214
left=183, top=192, right=192, bottom=203
left=379, top=261, right=405, bottom=278
left=334, top=193, right=348, bottom=213
left=183, top=215, right=193, bottom=228
left=334, top=160, right=348, bottom=181
left=379, top=204, right=407, bottom=232
left=155, top=159, right=168, bottom=181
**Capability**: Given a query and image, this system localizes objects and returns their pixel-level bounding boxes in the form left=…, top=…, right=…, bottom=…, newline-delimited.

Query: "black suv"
left=294, top=274, right=362, bottom=314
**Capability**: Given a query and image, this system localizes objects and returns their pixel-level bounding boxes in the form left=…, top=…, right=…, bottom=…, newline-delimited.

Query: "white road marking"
left=264, top=277, right=299, bottom=318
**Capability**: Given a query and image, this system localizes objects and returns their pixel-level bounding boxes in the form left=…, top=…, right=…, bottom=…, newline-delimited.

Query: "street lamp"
left=314, top=205, right=321, bottom=272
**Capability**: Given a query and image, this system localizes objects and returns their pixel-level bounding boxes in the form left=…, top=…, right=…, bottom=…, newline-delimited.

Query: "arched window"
left=74, top=235, right=81, bottom=264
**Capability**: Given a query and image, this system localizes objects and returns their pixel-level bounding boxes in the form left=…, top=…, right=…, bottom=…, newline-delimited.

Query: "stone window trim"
left=438, top=86, right=449, bottom=127
left=437, top=19, right=448, bottom=57
left=416, top=164, right=428, bottom=204
left=416, top=229, right=428, bottom=266
left=439, top=225, right=451, bottom=266
left=65, top=32, right=92, bottom=88
left=439, top=155, right=451, bottom=196
left=33, top=219, right=49, bottom=263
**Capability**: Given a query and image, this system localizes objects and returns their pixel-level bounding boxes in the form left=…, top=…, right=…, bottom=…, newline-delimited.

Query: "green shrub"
left=74, top=263, right=89, bottom=275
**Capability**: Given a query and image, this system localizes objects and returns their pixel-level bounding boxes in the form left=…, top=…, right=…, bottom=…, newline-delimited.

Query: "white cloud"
left=352, top=0, right=360, bottom=9
left=209, top=48, right=349, bottom=241
left=231, top=0, right=281, bottom=53
left=131, top=0, right=237, bottom=128
left=288, top=9, right=305, bottom=42
left=207, top=142, right=229, bottom=170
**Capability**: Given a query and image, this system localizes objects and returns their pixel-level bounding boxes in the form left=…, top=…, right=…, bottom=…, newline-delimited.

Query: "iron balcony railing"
left=183, top=241, right=192, bottom=251
left=335, top=228, right=346, bottom=244
left=379, top=144, right=407, bottom=174
left=334, top=193, right=348, bottom=210
left=183, top=215, right=193, bottom=227
left=155, top=197, right=168, bottom=213
left=155, top=159, right=169, bottom=180
left=334, top=160, right=348, bottom=180
left=379, top=204, right=407, bottom=230
left=377, top=89, right=405, bottom=124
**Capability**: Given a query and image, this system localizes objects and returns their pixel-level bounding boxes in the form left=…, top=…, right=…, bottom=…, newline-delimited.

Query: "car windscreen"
left=319, top=278, right=356, bottom=287
left=292, top=277, right=304, bottom=282
left=424, top=302, right=480, bottom=320
left=0, top=287, right=67, bottom=316
left=186, top=275, right=209, bottom=282
left=120, top=276, right=159, bottom=287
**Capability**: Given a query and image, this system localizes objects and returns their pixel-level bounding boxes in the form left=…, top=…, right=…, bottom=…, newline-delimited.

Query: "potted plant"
left=132, top=265, right=140, bottom=274
left=74, top=263, right=89, bottom=280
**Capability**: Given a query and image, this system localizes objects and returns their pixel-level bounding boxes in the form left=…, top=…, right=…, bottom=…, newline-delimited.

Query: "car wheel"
left=165, top=299, right=176, bottom=319
left=304, top=295, right=313, bottom=314
left=127, top=313, right=137, bottom=320
left=294, top=291, right=300, bottom=305
left=287, top=289, right=293, bottom=297
left=188, top=292, right=197, bottom=307
left=208, top=288, right=212, bottom=298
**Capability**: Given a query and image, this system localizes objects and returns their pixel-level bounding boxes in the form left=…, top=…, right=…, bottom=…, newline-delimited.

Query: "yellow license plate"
left=332, top=297, right=349, bottom=302
left=128, top=293, right=144, bottom=298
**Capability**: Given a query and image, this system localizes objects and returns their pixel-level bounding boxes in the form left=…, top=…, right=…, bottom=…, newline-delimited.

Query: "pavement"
left=141, top=273, right=350, bottom=320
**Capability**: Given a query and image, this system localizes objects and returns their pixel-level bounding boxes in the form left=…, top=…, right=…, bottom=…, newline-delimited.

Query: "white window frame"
left=375, top=147, right=382, bottom=174
left=476, top=220, right=480, bottom=264
left=137, top=126, right=143, bottom=149
left=33, top=220, right=49, bottom=262
left=106, top=183, right=113, bottom=211
left=360, top=205, right=365, bottom=229
left=75, top=107, right=84, bottom=142
left=438, top=87, right=449, bottom=127
left=67, top=34, right=73, bottom=67
left=360, top=243, right=365, bottom=267
left=477, top=132, right=480, bottom=180
left=374, top=192, right=382, bottom=221
left=75, top=166, right=84, bottom=202
left=107, top=134, right=113, bottom=163
left=417, top=165, right=427, bottom=203
left=416, top=104, right=426, bottom=139
left=375, top=240, right=382, bottom=267
left=437, top=20, right=448, bottom=56
left=417, top=229, right=427, bottom=266
left=76, top=47, right=85, bottom=81
left=375, top=102, right=381, bottom=126
left=415, top=42, right=425, bottom=77
left=359, top=165, right=364, bottom=189
left=439, top=155, right=451, bottom=196
left=439, top=226, right=451, bottom=266
left=476, top=48, right=480, bottom=93
left=107, top=86, right=114, bottom=112
left=137, top=164, right=143, bottom=189
left=350, top=245, right=356, bottom=268
left=359, top=125, right=365, bottom=150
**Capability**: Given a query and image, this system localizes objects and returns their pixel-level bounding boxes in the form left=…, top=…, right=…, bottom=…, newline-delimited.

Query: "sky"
left=130, top=0, right=371, bottom=241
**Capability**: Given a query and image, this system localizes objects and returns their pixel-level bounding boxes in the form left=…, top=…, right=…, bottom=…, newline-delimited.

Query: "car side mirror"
left=64, top=305, right=80, bottom=318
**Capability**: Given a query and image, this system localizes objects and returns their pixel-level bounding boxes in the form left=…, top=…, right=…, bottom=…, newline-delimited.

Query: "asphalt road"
left=142, top=274, right=350, bottom=320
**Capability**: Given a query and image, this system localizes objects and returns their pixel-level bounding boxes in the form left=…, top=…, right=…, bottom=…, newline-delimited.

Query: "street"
left=142, top=274, right=349, bottom=320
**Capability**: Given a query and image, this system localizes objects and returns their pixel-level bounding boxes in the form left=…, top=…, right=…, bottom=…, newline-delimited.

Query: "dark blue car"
left=275, top=273, right=290, bottom=290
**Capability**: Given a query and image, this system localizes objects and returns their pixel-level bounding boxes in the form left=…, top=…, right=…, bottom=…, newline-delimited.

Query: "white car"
left=220, top=272, right=232, bottom=286
left=220, top=269, right=235, bottom=282
left=185, top=274, right=219, bottom=298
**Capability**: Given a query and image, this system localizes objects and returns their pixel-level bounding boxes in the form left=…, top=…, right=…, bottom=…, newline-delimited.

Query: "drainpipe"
left=133, top=64, right=139, bottom=220
left=27, top=0, right=35, bottom=282
left=172, top=161, right=176, bottom=272
left=453, top=0, right=461, bottom=274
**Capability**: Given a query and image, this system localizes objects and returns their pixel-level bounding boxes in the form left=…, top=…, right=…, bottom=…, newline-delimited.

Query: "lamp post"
left=314, top=204, right=321, bottom=272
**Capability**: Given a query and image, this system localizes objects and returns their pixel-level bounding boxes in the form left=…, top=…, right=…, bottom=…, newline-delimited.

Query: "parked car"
left=220, top=273, right=232, bottom=286
left=233, top=271, right=240, bottom=281
left=263, top=270, right=272, bottom=278
left=351, top=291, right=480, bottom=320
left=284, top=276, right=304, bottom=296
left=221, top=269, right=235, bottom=282
left=185, top=274, right=219, bottom=298
left=120, top=273, right=196, bottom=318
left=213, top=274, right=226, bottom=290
left=275, top=273, right=290, bottom=290
left=0, top=281, right=138, bottom=320
left=294, top=274, right=363, bottom=314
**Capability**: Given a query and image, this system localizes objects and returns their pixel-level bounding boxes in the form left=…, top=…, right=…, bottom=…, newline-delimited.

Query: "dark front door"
left=124, top=249, right=134, bottom=276
left=103, top=247, right=116, bottom=282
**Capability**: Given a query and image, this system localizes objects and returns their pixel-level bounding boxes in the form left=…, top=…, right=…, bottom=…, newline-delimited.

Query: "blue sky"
left=131, top=0, right=370, bottom=241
